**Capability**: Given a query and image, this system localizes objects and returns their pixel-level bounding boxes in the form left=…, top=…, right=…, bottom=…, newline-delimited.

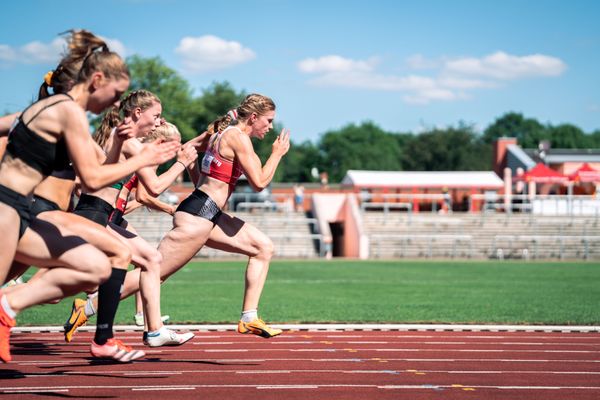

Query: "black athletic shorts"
left=73, top=193, right=114, bottom=227
left=176, top=189, right=222, bottom=224
left=0, top=184, right=31, bottom=238
left=31, top=195, right=61, bottom=217
left=108, top=209, right=127, bottom=227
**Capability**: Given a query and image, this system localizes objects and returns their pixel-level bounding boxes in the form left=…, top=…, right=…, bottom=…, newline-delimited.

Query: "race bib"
left=201, top=154, right=214, bottom=174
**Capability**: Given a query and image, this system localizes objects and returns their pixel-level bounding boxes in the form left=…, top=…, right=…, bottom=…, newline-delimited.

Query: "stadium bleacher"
left=125, top=208, right=323, bottom=259
left=362, top=211, right=600, bottom=260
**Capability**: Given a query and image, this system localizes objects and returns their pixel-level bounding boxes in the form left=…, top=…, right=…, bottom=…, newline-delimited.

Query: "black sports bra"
left=5, top=94, right=73, bottom=176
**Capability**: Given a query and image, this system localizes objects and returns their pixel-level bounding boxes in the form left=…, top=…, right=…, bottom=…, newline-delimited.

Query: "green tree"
left=482, top=112, right=547, bottom=148
left=192, top=81, right=246, bottom=135
left=401, top=125, right=490, bottom=171
left=318, top=121, right=403, bottom=182
left=547, top=123, right=588, bottom=148
left=126, top=55, right=197, bottom=142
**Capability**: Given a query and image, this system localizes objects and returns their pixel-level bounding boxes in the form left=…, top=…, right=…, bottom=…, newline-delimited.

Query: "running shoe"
left=145, top=328, right=194, bottom=347
left=90, top=338, right=145, bottom=362
left=133, top=313, right=170, bottom=327
left=64, top=298, right=87, bottom=343
left=0, top=300, right=16, bottom=363
left=237, top=318, right=282, bottom=339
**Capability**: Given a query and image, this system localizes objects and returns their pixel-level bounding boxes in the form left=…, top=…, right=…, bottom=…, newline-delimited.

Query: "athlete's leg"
left=203, top=213, right=280, bottom=338
left=205, top=212, right=275, bottom=313
left=107, top=223, right=164, bottom=332
left=157, top=211, right=214, bottom=281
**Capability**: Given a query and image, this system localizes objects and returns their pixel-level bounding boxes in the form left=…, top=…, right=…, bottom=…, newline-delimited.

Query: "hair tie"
left=43, top=71, right=54, bottom=86
left=227, top=109, right=238, bottom=121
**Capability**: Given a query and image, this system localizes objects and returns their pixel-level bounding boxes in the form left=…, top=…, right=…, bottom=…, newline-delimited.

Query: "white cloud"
left=6, top=38, right=65, bottom=64
left=406, top=54, right=440, bottom=70
left=444, top=51, right=567, bottom=80
left=299, top=55, right=463, bottom=104
left=299, top=51, right=567, bottom=105
left=175, top=35, right=255, bottom=73
left=298, top=55, right=377, bottom=73
left=0, top=36, right=127, bottom=65
left=0, top=45, right=17, bottom=62
left=102, top=38, right=127, bottom=58
left=437, top=76, right=498, bottom=89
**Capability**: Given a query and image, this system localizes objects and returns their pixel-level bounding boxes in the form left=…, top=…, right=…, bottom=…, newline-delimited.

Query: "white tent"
left=341, top=170, right=504, bottom=189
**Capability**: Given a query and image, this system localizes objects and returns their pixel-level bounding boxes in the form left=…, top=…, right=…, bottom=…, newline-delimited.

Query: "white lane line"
left=12, top=357, right=600, bottom=367
left=140, top=347, right=600, bottom=354
left=124, top=372, right=182, bottom=376
left=374, top=348, right=600, bottom=353
left=379, top=385, right=600, bottom=390
left=21, top=333, right=600, bottom=340
left=13, top=324, right=600, bottom=333
left=237, top=370, right=291, bottom=374
left=4, top=384, right=600, bottom=392
left=3, top=389, right=69, bottom=394
left=132, top=387, right=195, bottom=391
left=15, top=338, right=600, bottom=347
left=257, top=385, right=319, bottom=389
left=11, top=369, right=600, bottom=378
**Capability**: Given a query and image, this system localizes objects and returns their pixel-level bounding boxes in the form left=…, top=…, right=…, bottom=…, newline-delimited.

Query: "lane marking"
left=13, top=324, right=600, bottom=333
left=7, top=369, right=600, bottom=379
left=132, top=387, right=195, bottom=391
left=3, top=390, right=70, bottom=394
left=257, top=385, right=319, bottom=389
left=3, top=384, right=600, bottom=392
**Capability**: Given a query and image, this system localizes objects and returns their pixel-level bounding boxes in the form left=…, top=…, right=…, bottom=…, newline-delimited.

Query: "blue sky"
left=0, top=0, right=599, bottom=143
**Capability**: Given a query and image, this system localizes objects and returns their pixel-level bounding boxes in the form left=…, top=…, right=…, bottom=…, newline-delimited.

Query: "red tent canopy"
left=569, top=163, right=600, bottom=183
left=520, top=163, right=569, bottom=184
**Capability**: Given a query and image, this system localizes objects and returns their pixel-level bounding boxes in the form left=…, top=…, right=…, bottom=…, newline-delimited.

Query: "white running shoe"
left=134, top=313, right=170, bottom=327
left=145, top=328, right=194, bottom=347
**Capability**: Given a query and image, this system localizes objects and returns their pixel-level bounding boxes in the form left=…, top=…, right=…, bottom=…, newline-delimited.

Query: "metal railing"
left=369, top=233, right=473, bottom=258
left=491, top=234, right=600, bottom=260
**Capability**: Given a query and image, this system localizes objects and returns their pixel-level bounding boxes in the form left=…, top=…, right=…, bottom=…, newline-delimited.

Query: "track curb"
left=12, top=323, right=600, bottom=333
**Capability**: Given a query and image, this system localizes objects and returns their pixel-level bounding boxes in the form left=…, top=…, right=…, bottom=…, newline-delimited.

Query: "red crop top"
left=200, top=127, right=243, bottom=187
left=115, top=175, right=138, bottom=212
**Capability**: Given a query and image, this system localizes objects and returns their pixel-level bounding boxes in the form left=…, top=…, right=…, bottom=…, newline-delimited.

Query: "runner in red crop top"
left=152, top=94, right=291, bottom=341
left=200, top=126, right=244, bottom=188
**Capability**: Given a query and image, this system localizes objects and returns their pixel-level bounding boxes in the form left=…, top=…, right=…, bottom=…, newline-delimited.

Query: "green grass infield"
left=15, top=259, right=600, bottom=326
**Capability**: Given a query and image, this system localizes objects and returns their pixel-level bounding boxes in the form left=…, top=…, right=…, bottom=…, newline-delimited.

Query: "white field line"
left=11, top=324, right=600, bottom=333
left=15, top=368, right=599, bottom=376
left=14, top=333, right=600, bottom=342
left=134, top=347, right=600, bottom=354
left=3, top=384, right=600, bottom=392
left=14, top=357, right=600, bottom=367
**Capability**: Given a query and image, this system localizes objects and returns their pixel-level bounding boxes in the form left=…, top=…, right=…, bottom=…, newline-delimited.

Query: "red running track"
left=1, top=329, right=600, bottom=399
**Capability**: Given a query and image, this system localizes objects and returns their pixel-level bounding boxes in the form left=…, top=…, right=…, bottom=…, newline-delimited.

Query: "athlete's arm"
left=132, top=141, right=197, bottom=196
left=64, top=107, right=179, bottom=191
left=135, top=182, right=176, bottom=214
left=229, top=128, right=290, bottom=192
left=0, top=112, right=19, bottom=135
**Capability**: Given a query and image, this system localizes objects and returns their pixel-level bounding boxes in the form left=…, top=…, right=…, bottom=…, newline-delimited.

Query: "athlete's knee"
left=255, top=236, right=275, bottom=261
left=79, top=254, right=112, bottom=287
left=143, top=249, right=163, bottom=273
left=111, top=242, right=132, bottom=269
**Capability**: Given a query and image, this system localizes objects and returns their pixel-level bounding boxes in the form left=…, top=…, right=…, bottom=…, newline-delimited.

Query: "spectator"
left=293, top=184, right=305, bottom=212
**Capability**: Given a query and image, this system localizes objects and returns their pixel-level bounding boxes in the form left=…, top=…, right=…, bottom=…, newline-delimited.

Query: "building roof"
left=506, top=144, right=536, bottom=170
left=519, top=162, right=569, bottom=183
left=523, top=148, right=600, bottom=164
left=341, top=170, right=504, bottom=189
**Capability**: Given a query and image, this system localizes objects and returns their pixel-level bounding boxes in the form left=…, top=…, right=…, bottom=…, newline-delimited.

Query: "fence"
left=369, top=233, right=473, bottom=259
left=491, top=234, right=600, bottom=260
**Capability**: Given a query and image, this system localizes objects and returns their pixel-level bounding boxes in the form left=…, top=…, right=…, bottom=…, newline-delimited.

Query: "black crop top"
left=5, top=95, right=73, bottom=176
